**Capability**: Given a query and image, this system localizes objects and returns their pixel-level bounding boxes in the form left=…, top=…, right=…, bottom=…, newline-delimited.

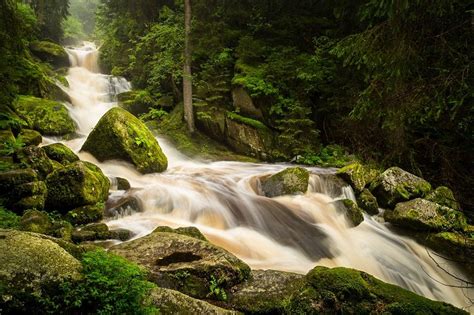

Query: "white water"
left=45, top=42, right=472, bottom=312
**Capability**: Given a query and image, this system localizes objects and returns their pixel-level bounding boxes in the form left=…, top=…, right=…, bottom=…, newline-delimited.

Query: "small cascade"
left=48, top=42, right=472, bottom=311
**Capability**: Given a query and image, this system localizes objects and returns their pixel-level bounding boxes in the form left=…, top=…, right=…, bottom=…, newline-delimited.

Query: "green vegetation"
left=0, top=206, right=20, bottom=229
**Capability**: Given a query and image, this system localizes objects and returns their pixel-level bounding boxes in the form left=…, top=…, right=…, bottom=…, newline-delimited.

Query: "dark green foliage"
left=0, top=205, right=20, bottom=229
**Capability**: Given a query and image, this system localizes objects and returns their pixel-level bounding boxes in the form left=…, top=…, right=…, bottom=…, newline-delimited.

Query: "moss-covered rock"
left=196, top=107, right=227, bottom=142
left=426, top=186, right=461, bottom=212
left=19, top=209, right=52, bottom=234
left=370, top=167, right=431, bottom=208
left=65, top=202, right=105, bottom=226
left=110, top=230, right=251, bottom=299
left=46, top=161, right=110, bottom=212
left=0, top=168, right=37, bottom=192
left=231, top=86, right=263, bottom=119
left=229, top=269, right=304, bottom=314
left=357, top=189, right=379, bottom=215
left=285, top=266, right=466, bottom=314
left=337, top=162, right=379, bottom=193
left=14, top=145, right=54, bottom=179
left=13, top=96, right=75, bottom=136
left=29, top=40, right=70, bottom=68
left=261, top=167, right=309, bottom=197
left=81, top=107, right=168, bottom=174
left=385, top=198, right=467, bottom=232
left=0, top=229, right=81, bottom=312
left=147, top=287, right=237, bottom=315
left=109, top=228, right=133, bottom=241
left=338, top=199, right=364, bottom=227
left=116, top=177, right=131, bottom=190
left=153, top=226, right=208, bottom=242
left=17, top=129, right=42, bottom=146
left=49, top=220, right=74, bottom=241
left=117, top=90, right=155, bottom=116
left=43, top=143, right=79, bottom=165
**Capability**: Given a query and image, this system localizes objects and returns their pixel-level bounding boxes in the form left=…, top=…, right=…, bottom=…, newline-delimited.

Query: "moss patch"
left=43, top=143, right=79, bottom=165
left=261, top=166, right=309, bottom=197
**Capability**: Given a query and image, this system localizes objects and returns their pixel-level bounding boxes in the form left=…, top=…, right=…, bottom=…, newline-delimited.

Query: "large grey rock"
left=425, top=186, right=461, bottom=211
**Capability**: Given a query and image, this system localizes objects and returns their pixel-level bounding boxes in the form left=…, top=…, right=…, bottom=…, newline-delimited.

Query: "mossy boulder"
left=29, top=40, right=70, bottom=68
left=0, top=229, right=81, bottom=312
left=357, top=189, right=379, bottom=215
left=229, top=269, right=304, bottom=314
left=46, top=161, right=110, bottom=212
left=339, top=199, right=364, bottom=227
left=337, top=162, right=379, bottom=193
left=231, top=86, right=263, bottom=119
left=13, top=96, right=75, bottom=136
left=81, top=107, right=168, bottom=174
left=43, top=143, right=79, bottom=165
left=426, top=232, right=474, bottom=272
left=196, top=107, right=227, bottom=142
left=49, top=220, right=74, bottom=241
left=19, top=209, right=52, bottom=234
left=261, top=167, right=309, bottom=197
left=153, top=226, right=208, bottom=242
left=110, top=229, right=251, bottom=299
left=147, top=287, right=237, bottom=315
left=426, top=186, right=461, bottom=212
left=385, top=198, right=467, bottom=232
left=285, top=266, right=466, bottom=314
left=370, top=167, right=431, bottom=208
left=17, top=129, right=42, bottom=146
left=14, top=145, right=54, bottom=179
left=65, top=202, right=105, bottom=226
left=117, top=90, right=154, bottom=116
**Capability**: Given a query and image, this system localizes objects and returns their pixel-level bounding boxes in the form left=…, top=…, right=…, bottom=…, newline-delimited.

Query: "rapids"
left=44, top=42, right=472, bottom=311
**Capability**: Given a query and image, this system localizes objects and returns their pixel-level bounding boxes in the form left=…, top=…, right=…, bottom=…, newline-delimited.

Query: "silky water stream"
left=43, top=42, right=472, bottom=311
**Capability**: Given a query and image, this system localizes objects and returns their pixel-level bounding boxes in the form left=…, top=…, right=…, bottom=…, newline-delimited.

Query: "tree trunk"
left=183, top=0, right=195, bottom=133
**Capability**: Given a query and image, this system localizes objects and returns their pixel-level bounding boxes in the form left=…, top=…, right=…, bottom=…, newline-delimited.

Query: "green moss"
left=66, top=202, right=105, bottom=226
left=426, top=186, right=460, bottom=211
left=227, top=111, right=268, bottom=130
left=341, top=199, right=364, bottom=226
left=337, top=162, right=380, bottom=193
left=13, top=96, right=75, bottom=136
left=81, top=107, right=167, bottom=174
left=153, top=226, right=208, bottom=241
left=19, top=209, right=52, bottom=234
left=43, top=143, right=79, bottom=165
left=17, top=129, right=42, bottom=146
left=357, top=189, right=379, bottom=215
left=0, top=206, right=20, bottom=229
left=14, top=145, right=54, bottom=179
left=261, top=167, right=310, bottom=197
left=29, top=40, right=69, bottom=68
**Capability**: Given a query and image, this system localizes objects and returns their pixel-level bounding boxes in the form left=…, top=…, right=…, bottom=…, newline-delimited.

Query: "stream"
left=43, top=42, right=472, bottom=311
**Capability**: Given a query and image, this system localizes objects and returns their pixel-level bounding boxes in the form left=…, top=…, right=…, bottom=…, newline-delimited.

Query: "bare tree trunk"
left=183, top=0, right=195, bottom=133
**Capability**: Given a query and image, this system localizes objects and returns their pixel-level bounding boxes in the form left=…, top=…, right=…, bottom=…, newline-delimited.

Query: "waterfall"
left=44, top=42, right=471, bottom=311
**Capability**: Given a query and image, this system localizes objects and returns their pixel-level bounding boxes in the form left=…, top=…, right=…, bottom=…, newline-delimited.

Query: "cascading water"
left=45, top=42, right=472, bottom=311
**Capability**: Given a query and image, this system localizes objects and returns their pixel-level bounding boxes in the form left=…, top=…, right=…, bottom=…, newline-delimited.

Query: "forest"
left=0, top=0, right=473, bottom=314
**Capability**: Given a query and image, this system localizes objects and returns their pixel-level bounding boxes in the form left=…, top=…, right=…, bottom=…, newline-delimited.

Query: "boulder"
left=14, top=145, right=54, bottom=179
left=17, top=129, right=42, bottom=146
left=65, top=202, right=105, bottom=226
left=81, top=107, right=168, bottom=174
left=385, top=198, right=467, bottom=232
left=49, top=220, right=74, bottom=241
left=286, top=266, right=466, bottom=314
left=147, top=287, right=237, bottom=315
left=46, top=161, right=110, bottom=212
left=110, top=229, right=251, bottom=299
left=231, top=86, right=263, bottom=119
left=337, top=162, right=379, bottom=193
left=29, top=40, right=70, bottom=68
left=13, top=96, right=75, bottom=136
left=19, top=209, right=52, bottom=234
left=426, top=186, right=461, bottom=212
left=43, top=143, right=79, bottom=165
left=196, top=107, right=227, bottom=141
left=356, top=189, right=379, bottom=215
left=117, top=90, right=154, bottom=116
left=338, top=199, right=364, bottom=227
left=0, top=229, right=81, bottom=312
left=370, top=167, right=431, bottom=208
left=116, top=177, right=131, bottom=190
left=153, top=226, right=208, bottom=242
left=229, top=270, right=304, bottom=314
left=261, top=167, right=309, bottom=197
left=105, top=194, right=142, bottom=218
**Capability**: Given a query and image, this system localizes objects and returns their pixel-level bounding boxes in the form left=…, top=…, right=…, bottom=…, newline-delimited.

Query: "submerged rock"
left=286, top=266, right=466, bottom=314
left=110, top=229, right=251, bottom=299
left=426, top=186, right=461, bottom=211
left=370, top=167, right=431, bottom=208
left=46, top=161, right=110, bottom=212
left=385, top=198, right=467, bottom=232
left=0, top=229, right=81, bottom=312
left=81, top=107, right=168, bottom=174
left=43, top=143, right=79, bottom=165
left=337, top=162, right=379, bottom=193
left=261, top=167, right=309, bottom=197
left=13, top=96, right=75, bottom=136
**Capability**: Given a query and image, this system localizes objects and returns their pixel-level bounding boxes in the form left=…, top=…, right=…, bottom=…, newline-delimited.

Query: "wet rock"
left=0, top=229, right=81, bottom=312
left=109, top=228, right=133, bottom=241
left=261, top=167, right=309, bottom=197
left=232, top=86, right=263, bottom=119
left=153, top=226, right=208, bottom=242
left=426, top=186, right=461, bottom=211
left=339, top=199, right=364, bottom=227
left=71, top=223, right=132, bottom=243
left=229, top=269, right=304, bottom=314
left=14, top=145, right=54, bottom=179
left=81, top=107, right=168, bottom=174
left=46, top=161, right=110, bottom=212
left=116, top=177, right=131, bottom=190
left=370, top=167, right=431, bottom=208
left=385, top=198, right=467, bottom=232
left=337, top=162, right=379, bottom=193
left=66, top=202, right=105, bottom=226
left=13, top=96, right=75, bottom=136
left=19, top=209, right=52, bottom=234
left=17, top=129, right=42, bottom=146
left=43, top=143, right=79, bottom=165
left=105, top=193, right=142, bottom=217
left=29, top=40, right=70, bottom=68
left=285, top=266, right=466, bottom=314
left=357, top=189, right=379, bottom=215
left=148, top=287, right=237, bottom=315
left=110, top=230, right=251, bottom=299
